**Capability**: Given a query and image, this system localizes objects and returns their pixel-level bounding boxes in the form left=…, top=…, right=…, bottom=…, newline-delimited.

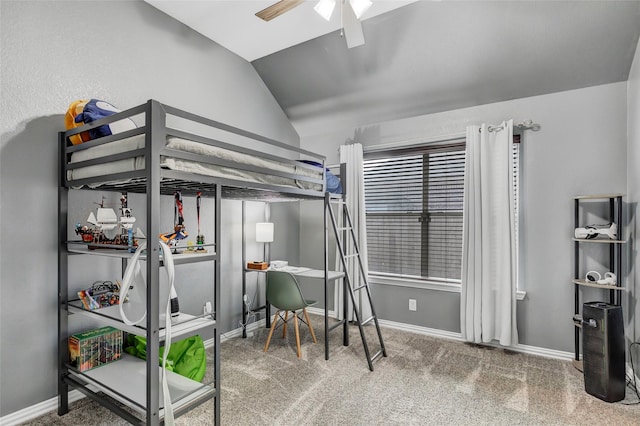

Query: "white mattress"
left=67, top=135, right=323, bottom=191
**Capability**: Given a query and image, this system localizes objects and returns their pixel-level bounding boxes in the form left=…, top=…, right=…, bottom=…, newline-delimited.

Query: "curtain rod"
left=363, top=132, right=465, bottom=154
left=488, top=119, right=541, bottom=133
left=361, top=119, right=540, bottom=153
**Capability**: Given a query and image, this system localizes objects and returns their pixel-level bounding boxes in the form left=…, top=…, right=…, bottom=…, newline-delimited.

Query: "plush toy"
left=65, top=99, right=136, bottom=145
left=65, top=100, right=91, bottom=145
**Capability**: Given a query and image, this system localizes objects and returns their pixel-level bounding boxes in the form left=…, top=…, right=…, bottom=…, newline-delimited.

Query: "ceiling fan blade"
left=255, top=0, right=304, bottom=21
left=342, top=1, right=365, bottom=48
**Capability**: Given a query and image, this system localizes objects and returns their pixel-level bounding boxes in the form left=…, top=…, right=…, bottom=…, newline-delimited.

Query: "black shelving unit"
left=572, top=194, right=625, bottom=371
left=58, top=186, right=221, bottom=425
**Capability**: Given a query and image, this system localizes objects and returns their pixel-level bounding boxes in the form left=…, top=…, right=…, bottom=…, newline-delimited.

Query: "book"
left=247, top=261, right=268, bottom=270
left=69, top=326, right=122, bottom=372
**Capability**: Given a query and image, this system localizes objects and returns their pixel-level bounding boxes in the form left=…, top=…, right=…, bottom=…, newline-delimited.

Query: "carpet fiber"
left=23, top=316, right=640, bottom=425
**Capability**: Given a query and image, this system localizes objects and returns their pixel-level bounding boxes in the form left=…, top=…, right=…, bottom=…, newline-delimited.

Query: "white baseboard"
left=0, top=388, right=86, bottom=426
left=0, top=315, right=577, bottom=425
left=214, top=318, right=267, bottom=346
left=307, top=306, right=336, bottom=318
left=511, top=342, right=574, bottom=361
left=377, top=318, right=575, bottom=361
left=306, top=312, right=574, bottom=361
left=378, top=318, right=466, bottom=343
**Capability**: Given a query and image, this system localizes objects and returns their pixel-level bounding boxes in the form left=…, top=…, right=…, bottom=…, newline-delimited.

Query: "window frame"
left=364, top=135, right=525, bottom=300
left=364, top=140, right=466, bottom=285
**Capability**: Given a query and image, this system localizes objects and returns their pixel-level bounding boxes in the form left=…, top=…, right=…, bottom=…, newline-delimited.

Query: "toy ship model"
left=75, top=194, right=142, bottom=249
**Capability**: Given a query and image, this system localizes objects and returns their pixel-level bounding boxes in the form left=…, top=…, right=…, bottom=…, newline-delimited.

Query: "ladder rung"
left=343, top=253, right=359, bottom=259
left=329, top=199, right=346, bottom=204
left=371, top=350, right=384, bottom=362
left=353, top=284, right=368, bottom=291
left=361, top=315, right=376, bottom=326
left=336, top=227, right=352, bottom=231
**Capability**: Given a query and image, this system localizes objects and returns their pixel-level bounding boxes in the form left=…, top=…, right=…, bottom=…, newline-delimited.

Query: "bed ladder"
left=326, top=195, right=387, bottom=371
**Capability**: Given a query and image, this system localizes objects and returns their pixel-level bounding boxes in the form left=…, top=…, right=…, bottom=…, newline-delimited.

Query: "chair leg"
left=303, top=308, right=317, bottom=344
left=264, top=310, right=280, bottom=353
left=282, top=310, right=289, bottom=338
left=293, top=310, right=301, bottom=358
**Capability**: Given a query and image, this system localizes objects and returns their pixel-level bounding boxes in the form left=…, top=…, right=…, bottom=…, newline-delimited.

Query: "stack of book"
left=68, top=326, right=122, bottom=372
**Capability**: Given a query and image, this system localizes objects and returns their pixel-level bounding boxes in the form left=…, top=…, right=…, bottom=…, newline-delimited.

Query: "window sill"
left=368, top=275, right=526, bottom=301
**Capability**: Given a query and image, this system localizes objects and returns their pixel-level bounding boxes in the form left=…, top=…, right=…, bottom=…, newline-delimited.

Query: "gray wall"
left=0, top=0, right=299, bottom=417
left=299, top=82, right=630, bottom=351
left=626, top=37, right=640, bottom=373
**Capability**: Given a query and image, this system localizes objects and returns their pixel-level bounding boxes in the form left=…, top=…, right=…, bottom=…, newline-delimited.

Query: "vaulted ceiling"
left=144, top=0, right=416, bottom=61
left=147, top=1, right=640, bottom=136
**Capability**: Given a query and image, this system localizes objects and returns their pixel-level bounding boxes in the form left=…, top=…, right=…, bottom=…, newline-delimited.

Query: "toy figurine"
left=196, top=192, right=206, bottom=251
left=160, top=191, right=188, bottom=252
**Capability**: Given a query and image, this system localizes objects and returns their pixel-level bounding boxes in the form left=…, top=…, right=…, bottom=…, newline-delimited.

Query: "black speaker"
left=582, top=301, right=625, bottom=402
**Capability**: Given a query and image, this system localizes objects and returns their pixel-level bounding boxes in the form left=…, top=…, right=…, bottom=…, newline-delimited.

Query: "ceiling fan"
left=255, top=0, right=372, bottom=48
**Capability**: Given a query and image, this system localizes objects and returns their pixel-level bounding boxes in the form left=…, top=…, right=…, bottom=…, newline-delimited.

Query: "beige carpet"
left=22, top=316, right=640, bottom=425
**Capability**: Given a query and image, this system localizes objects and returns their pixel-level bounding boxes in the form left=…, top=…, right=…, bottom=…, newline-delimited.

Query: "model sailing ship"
left=75, top=194, right=141, bottom=249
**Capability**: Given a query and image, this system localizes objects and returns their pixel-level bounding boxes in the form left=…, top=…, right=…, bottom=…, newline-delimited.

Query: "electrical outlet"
left=409, top=299, right=417, bottom=311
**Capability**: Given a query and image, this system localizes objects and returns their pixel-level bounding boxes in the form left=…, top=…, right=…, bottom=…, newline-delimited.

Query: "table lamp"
left=255, top=222, right=274, bottom=263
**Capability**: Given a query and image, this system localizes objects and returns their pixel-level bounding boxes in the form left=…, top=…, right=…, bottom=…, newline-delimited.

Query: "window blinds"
left=364, top=139, right=519, bottom=283
left=364, top=142, right=465, bottom=282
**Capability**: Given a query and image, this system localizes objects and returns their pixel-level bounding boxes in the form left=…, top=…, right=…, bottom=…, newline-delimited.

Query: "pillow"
left=301, top=160, right=343, bottom=194
left=65, top=99, right=136, bottom=145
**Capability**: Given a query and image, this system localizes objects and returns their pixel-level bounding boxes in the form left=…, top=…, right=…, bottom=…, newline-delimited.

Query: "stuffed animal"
left=65, top=99, right=136, bottom=145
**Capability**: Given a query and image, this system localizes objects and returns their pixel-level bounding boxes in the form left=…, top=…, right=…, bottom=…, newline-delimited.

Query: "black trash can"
left=582, top=301, right=625, bottom=402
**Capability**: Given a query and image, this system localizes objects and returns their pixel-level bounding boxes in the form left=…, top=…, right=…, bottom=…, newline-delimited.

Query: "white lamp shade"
left=314, top=0, right=336, bottom=21
left=255, top=222, right=274, bottom=243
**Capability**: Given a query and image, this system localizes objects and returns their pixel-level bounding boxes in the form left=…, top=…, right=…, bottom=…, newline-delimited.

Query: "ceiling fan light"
left=349, top=0, right=372, bottom=19
left=314, top=0, right=336, bottom=21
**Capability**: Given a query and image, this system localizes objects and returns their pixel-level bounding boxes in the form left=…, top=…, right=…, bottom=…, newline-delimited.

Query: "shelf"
left=572, top=279, right=625, bottom=290
left=67, top=302, right=216, bottom=340
left=574, top=194, right=624, bottom=200
left=572, top=238, right=626, bottom=244
left=67, top=243, right=218, bottom=265
left=573, top=195, right=624, bottom=371
left=65, top=353, right=215, bottom=418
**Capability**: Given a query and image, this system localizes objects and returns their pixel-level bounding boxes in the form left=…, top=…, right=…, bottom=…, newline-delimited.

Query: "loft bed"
left=57, top=99, right=343, bottom=426
left=62, top=99, right=341, bottom=199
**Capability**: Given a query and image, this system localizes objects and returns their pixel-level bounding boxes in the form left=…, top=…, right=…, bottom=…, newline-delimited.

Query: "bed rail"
left=61, top=99, right=335, bottom=199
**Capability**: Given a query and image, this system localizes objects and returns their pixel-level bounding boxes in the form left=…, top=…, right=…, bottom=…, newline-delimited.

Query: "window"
left=364, top=141, right=465, bottom=284
left=364, top=138, right=520, bottom=287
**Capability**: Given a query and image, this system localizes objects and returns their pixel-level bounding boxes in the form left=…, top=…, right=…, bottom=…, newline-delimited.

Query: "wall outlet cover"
left=409, top=299, right=417, bottom=311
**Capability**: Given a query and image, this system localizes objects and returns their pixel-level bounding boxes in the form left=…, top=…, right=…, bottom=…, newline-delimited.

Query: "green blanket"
left=124, top=334, right=206, bottom=382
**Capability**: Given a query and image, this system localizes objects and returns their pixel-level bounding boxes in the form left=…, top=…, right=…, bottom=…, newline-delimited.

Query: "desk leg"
left=343, top=277, right=349, bottom=346
left=324, top=284, right=329, bottom=360
left=242, top=282, right=247, bottom=339
left=242, top=309, right=247, bottom=338
left=266, top=300, right=271, bottom=328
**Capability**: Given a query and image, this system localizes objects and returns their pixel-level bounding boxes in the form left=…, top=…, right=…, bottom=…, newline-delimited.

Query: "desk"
left=282, top=268, right=344, bottom=281
left=242, top=266, right=345, bottom=358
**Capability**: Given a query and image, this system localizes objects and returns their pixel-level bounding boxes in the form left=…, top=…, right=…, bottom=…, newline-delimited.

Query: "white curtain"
left=460, top=120, right=518, bottom=346
left=334, top=143, right=371, bottom=321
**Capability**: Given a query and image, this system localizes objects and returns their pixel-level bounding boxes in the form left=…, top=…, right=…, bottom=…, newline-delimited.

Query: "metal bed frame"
left=58, top=99, right=336, bottom=425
